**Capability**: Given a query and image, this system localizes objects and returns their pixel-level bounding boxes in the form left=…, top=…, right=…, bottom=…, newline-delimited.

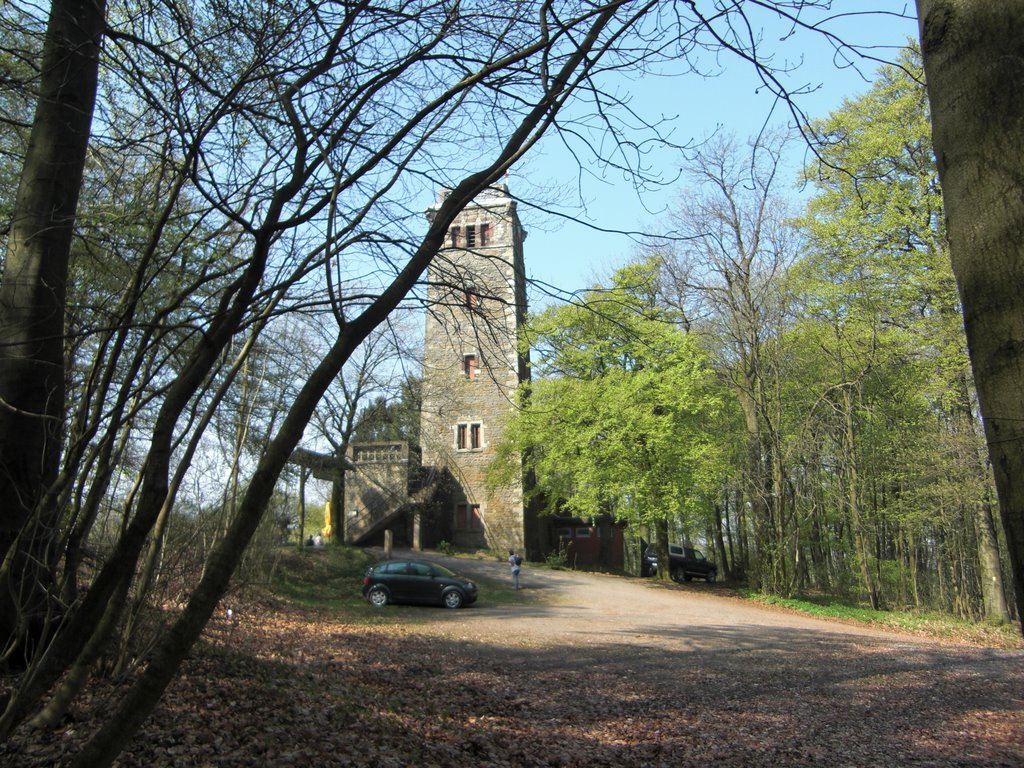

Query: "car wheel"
left=367, top=586, right=389, bottom=607
left=442, top=589, right=464, bottom=609
left=683, top=573, right=693, bottom=582
left=670, top=568, right=682, bottom=583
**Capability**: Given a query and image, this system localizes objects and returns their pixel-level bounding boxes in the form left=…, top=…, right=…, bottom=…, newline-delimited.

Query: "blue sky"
left=511, top=3, right=920, bottom=304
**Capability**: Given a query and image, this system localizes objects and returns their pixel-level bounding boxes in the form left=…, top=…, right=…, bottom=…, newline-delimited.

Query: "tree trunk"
left=977, top=496, right=1010, bottom=623
left=769, top=437, right=789, bottom=594
left=0, top=0, right=107, bottom=665
left=907, top=528, right=922, bottom=608
left=735, top=487, right=749, bottom=580
left=29, top=576, right=130, bottom=730
left=331, top=454, right=346, bottom=545
left=917, top=0, right=1024, bottom=634
left=842, top=387, right=878, bottom=609
left=297, top=468, right=308, bottom=547
left=737, top=387, right=773, bottom=589
left=712, top=502, right=730, bottom=581
left=655, top=517, right=670, bottom=582
left=723, top=491, right=737, bottom=578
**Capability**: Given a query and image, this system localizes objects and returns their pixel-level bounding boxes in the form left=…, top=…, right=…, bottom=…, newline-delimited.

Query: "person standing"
left=508, top=549, right=523, bottom=590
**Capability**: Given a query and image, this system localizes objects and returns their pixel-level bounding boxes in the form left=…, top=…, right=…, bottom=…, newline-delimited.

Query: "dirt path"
left=366, top=549, right=1024, bottom=767
left=408, top=550, right=916, bottom=649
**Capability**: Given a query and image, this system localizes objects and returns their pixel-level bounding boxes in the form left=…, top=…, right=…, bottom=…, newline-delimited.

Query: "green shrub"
left=545, top=540, right=569, bottom=569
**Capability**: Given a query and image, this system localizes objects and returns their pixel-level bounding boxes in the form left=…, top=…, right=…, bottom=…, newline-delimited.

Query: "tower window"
left=465, top=225, right=476, bottom=247
left=456, top=421, right=482, bottom=450
left=464, top=287, right=480, bottom=309
left=464, top=353, right=478, bottom=380
left=479, top=223, right=489, bottom=246
left=450, top=226, right=460, bottom=247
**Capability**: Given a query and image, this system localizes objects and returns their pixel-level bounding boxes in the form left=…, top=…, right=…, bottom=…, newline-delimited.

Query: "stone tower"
left=420, top=185, right=533, bottom=552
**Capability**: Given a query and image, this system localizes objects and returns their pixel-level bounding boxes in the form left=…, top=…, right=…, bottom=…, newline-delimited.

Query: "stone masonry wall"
left=343, top=442, right=416, bottom=544
left=420, top=185, right=529, bottom=551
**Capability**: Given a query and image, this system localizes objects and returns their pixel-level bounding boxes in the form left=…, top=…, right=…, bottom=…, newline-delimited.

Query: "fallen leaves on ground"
left=2, top=594, right=1023, bottom=767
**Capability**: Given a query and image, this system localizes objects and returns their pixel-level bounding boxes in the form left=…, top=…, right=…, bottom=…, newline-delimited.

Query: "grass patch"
left=270, top=544, right=376, bottom=613
left=468, top=572, right=528, bottom=607
left=267, top=545, right=531, bottom=617
left=744, top=591, right=1024, bottom=649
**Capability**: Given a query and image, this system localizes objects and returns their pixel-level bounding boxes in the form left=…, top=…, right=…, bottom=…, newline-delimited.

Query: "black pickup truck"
left=643, top=544, right=717, bottom=583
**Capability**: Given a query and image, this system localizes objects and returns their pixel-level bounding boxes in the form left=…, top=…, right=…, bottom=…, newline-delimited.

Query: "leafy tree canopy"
left=495, top=258, right=724, bottom=531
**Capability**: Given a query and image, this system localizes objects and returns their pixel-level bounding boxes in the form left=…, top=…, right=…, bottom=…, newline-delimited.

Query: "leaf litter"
left=2, top=583, right=1022, bottom=767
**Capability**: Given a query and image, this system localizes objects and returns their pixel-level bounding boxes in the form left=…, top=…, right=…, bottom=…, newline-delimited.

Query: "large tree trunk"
left=0, top=0, right=107, bottom=664
left=917, top=0, right=1024, bottom=634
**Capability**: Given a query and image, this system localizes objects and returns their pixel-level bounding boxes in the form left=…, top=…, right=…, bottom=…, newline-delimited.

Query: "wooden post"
left=297, top=468, right=307, bottom=549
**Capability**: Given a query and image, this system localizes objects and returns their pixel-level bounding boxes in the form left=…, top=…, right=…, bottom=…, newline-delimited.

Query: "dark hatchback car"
left=362, top=559, right=478, bottom=609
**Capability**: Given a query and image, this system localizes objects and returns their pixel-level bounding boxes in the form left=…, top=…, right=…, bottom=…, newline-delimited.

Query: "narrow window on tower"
left=463, top=353, right=478, bottom=380
left=450, top=226, right=460, bottom=247
left=479, top=223, right=489, bottom=246
left=470, top=422, right=481, bottom=449
left=464, top=286, right=480, bottom=309
left=465, top=224, right=476, bottom=247
left=456, top=423, right=468, bottom=450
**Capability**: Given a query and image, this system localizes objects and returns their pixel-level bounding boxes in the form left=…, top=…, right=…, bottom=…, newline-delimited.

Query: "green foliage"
left=545, top=539, right=571, bottom=569
left=795, top=42, right=965, bottom=424
left=495, top=257, right=725, bottom=537
left=801, top=45, right=947, bottom=278
left=298, top=503, right=329, bottom=541
left=351, top=377, right=422, bottom=445
left=783, top=43, right=999, bottom=618
left=745, top=591, right=1023, bottom=649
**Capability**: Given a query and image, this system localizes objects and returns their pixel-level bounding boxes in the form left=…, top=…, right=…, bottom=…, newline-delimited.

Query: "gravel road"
left=372, top=549, right=1024, bottom=767
left=404, top=549, right=930, bottom=648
